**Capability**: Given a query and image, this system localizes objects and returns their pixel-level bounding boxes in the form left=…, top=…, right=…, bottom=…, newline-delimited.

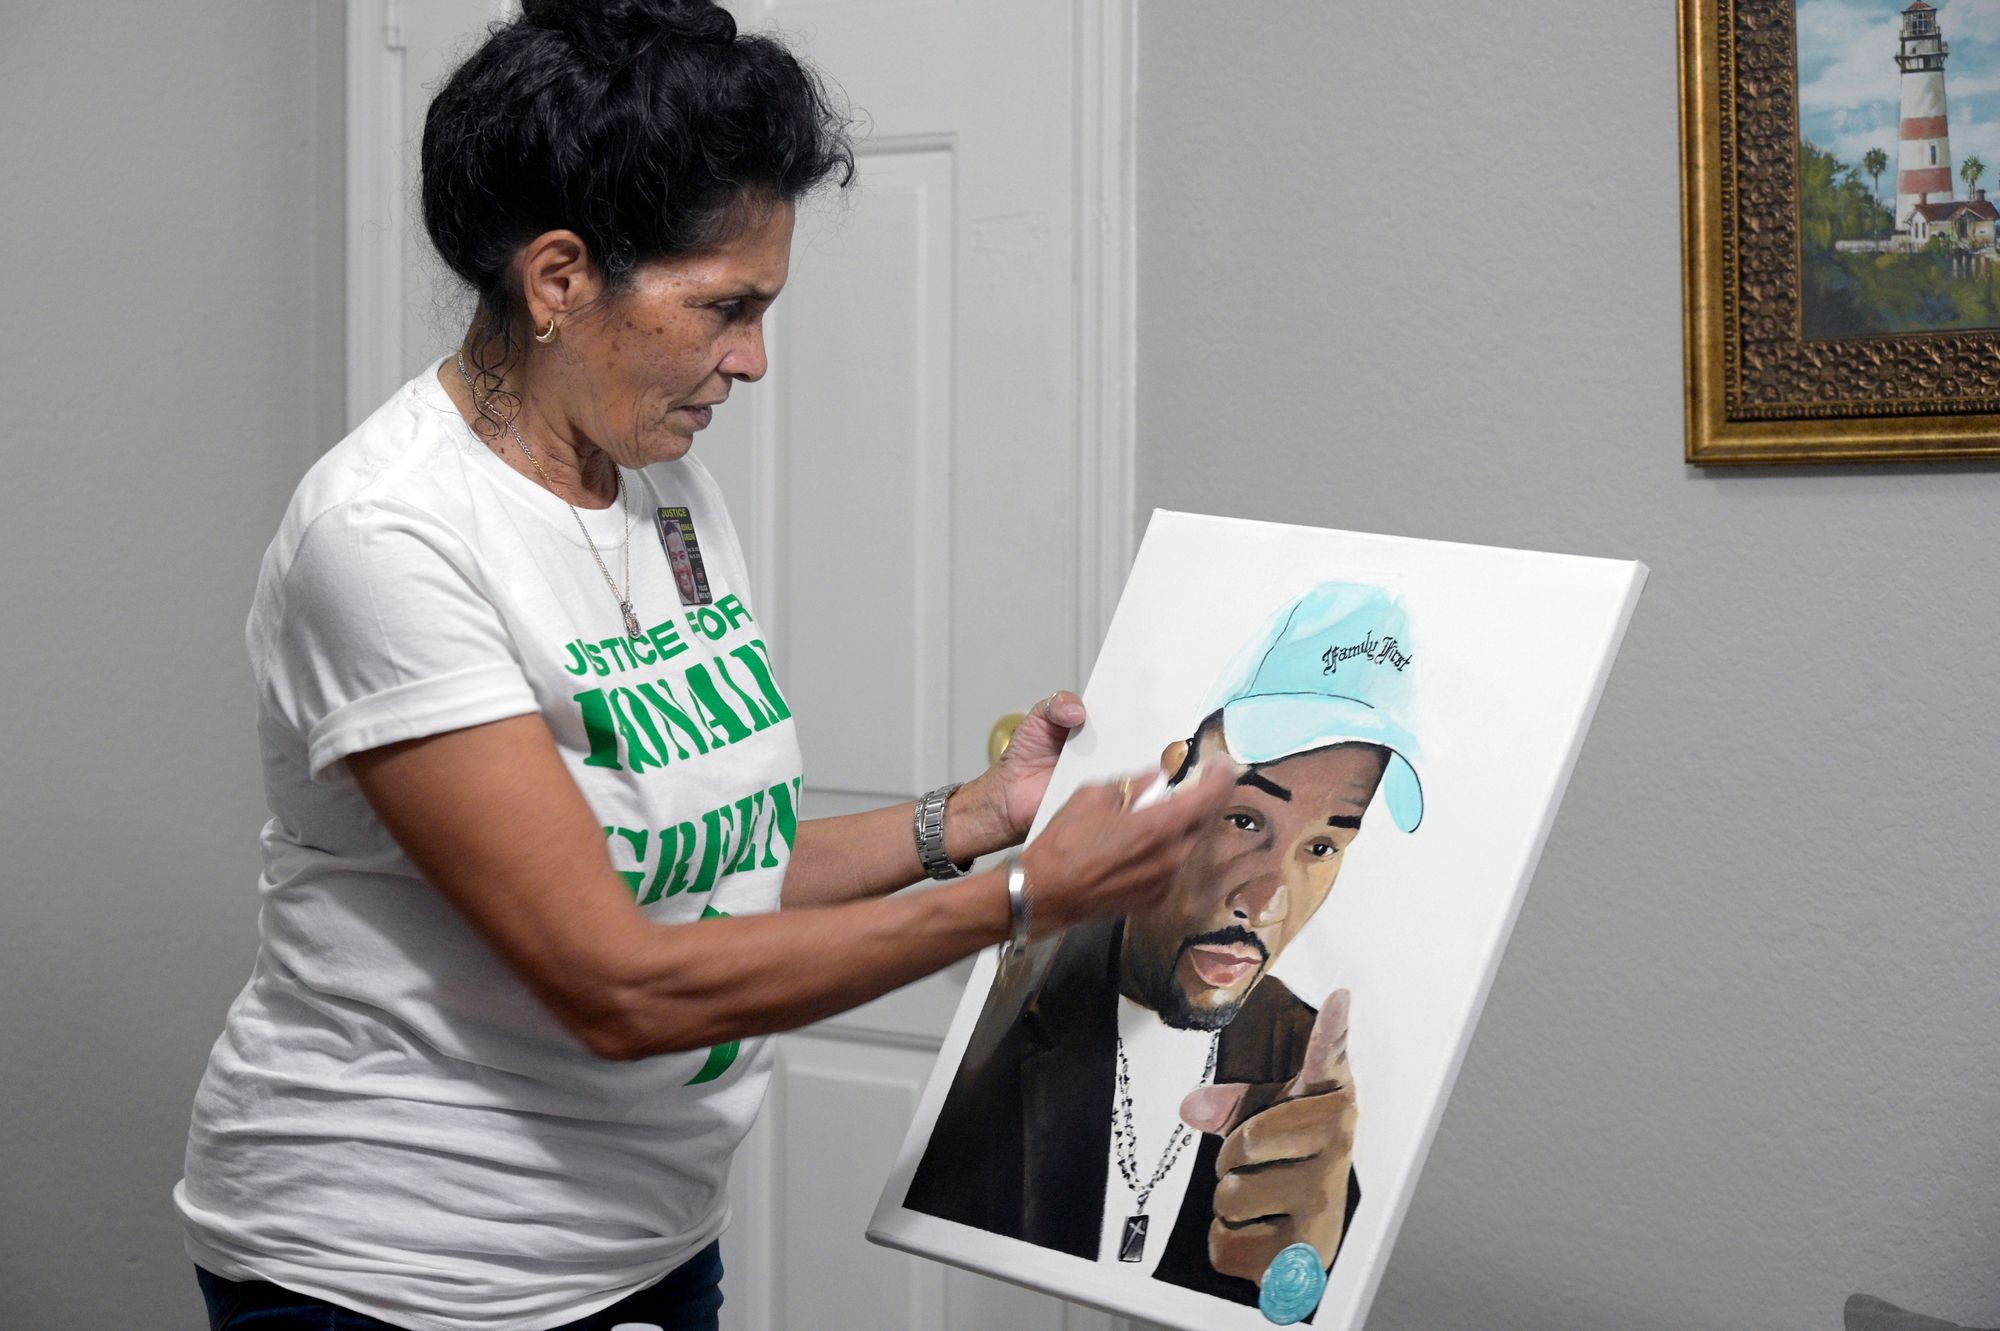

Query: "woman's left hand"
left=962, top=690, right=1087, bottom=847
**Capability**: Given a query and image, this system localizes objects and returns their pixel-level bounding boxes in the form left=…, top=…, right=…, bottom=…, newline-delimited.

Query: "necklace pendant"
left=1118, top=1214, right=1149, bottom=1263
left=621, top=602, right=643, bottom=640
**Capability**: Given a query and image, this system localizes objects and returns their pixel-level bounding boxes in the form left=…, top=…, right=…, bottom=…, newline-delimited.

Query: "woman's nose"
left=722, top=323, right=768, bottom=382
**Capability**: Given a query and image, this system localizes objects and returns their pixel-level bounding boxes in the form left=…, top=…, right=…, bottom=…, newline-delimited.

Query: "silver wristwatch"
left=914, top=781, right=974, bottom=880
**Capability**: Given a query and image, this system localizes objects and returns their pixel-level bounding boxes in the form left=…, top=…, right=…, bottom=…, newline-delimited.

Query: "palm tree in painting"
left=1962, top=154, right=1986, bottom=200
left=1864, top=147, right=1890, bottom=236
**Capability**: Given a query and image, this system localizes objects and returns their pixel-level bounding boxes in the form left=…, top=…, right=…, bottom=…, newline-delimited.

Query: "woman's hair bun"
left=518, top=0, right=737, bottom=59
left=425, top=0, right=852, bottom=337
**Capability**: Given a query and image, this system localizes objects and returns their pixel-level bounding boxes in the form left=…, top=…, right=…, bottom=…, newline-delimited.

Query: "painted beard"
left=1140, top=925, right=1270, bottom=1031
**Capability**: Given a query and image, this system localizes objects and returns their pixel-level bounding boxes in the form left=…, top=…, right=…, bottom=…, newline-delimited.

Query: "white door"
left=703, top=5, right=1126, bottom=1326
left=349, top=2, right=1138, bottom=1327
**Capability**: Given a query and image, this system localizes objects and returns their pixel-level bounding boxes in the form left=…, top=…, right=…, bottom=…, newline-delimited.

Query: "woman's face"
left=550, top=200, right=796, bottom=469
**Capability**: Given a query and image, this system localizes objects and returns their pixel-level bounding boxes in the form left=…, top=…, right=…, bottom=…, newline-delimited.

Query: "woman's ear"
left=517, top=228, right=601, bottom=327
left=1159, top=739, right=1191, bottom=782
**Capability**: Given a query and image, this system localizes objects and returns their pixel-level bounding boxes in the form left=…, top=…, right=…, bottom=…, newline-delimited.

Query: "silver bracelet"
left=914, top=781, right=973, bottom=880
left=999, top=853, right=1032, bottom=969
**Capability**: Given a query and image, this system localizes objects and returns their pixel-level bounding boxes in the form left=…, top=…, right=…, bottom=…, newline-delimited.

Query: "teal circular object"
left=1258, top=1243, right=1327, bottom=1325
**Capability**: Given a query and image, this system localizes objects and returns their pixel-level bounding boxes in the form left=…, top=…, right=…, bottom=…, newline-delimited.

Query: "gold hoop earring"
left=534, top=318, right=559, bottom=344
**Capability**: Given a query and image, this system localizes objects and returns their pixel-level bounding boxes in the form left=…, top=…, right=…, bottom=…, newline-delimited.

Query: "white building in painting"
left=1907, top=191, right=2000, bottom=247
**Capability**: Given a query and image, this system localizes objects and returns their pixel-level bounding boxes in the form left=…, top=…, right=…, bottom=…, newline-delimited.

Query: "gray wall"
left=1138, top=5, right=2000, bottom=1330
left=0, top=4, right=344, bottom=1324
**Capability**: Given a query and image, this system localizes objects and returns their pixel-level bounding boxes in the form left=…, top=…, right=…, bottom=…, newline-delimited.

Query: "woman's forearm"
left=595, top=762, right=1233, bottom=1059
left=592, top=868, right=1013, bottom=1058
left=347, top=711, right=1213, bottom=1067
left=780, top=778, right=1017, bottom=906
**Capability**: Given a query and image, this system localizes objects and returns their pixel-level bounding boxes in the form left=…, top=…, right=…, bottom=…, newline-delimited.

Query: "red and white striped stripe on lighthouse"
left=1896, top=0, right=1954, bottom=231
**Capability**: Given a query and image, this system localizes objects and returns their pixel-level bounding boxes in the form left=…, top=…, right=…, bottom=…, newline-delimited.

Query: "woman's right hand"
left=1015, top=762, right=1235, bottom=937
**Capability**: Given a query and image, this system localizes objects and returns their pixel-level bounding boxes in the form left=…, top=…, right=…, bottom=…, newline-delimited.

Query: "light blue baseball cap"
left=1200, top=581, right=1424, bottom=833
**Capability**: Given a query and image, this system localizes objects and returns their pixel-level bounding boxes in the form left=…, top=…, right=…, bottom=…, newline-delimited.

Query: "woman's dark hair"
left=423, top=0, right=854, bottom=410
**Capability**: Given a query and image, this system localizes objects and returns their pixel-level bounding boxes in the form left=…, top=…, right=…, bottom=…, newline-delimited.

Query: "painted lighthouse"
left=1896, top=0, right=1954, bottom=230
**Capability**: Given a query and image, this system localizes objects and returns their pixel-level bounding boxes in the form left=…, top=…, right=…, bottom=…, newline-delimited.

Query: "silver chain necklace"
left=1111, top=1027, right=1220, bottom=1262
left=456, top=352, right=643, bottom=639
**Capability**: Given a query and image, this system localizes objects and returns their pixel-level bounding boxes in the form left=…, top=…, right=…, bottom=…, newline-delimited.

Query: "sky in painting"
left=1800, top=0, right=2000, bottom=202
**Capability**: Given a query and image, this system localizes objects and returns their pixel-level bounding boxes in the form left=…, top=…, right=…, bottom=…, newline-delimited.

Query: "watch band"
left=914, top=782, right=973, bottom=880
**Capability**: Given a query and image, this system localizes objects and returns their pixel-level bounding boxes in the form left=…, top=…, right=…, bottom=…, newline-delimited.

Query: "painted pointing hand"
left=1178, top=988, right=1356, bottom=1288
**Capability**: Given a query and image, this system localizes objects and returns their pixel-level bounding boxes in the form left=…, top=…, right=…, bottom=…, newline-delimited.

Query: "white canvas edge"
left=1317, top=539, right=1649, bottom=1328
left=865, top=509, right=1650, bottom=1331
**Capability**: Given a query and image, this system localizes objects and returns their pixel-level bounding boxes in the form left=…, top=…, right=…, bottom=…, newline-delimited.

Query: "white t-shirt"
left=1095, top=996, right=1219, bottom=1268
left=174, top=360, right=804, bottom=1331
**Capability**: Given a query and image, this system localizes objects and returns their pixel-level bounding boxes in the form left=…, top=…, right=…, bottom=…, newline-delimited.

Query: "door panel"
left=776, top=1039, right=941, bottom=1326
left=730, top=1033, right=1094, bottom=1330
left=776, top=149, right=954, bottom=801
left=709, top=2, right=1101, bottom=1324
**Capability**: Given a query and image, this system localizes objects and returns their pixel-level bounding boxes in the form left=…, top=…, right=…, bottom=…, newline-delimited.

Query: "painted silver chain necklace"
left=455, top=352, right=643, bottom=639
left=1111, top=1028, right=1220, bottom=1261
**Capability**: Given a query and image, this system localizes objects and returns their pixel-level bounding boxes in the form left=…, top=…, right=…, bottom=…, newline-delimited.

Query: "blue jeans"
left=195, top=1242, right=724, bottom=1331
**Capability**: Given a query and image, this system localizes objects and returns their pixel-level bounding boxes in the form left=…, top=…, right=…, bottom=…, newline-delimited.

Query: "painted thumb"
left=1292, top=989, right=1353, bottom=1096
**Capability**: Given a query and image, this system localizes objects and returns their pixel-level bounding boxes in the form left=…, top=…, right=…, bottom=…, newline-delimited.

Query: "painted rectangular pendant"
left=1118, top=1214, right=1148, bottom=1262
left=655, top=505, right=714, bottom=606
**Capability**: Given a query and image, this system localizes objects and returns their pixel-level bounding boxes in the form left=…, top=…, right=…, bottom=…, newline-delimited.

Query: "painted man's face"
left=1119, top=722, right=1389, bottom=1030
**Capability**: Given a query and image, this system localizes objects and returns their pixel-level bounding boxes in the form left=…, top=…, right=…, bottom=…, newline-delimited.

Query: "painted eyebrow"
left=1324, top=815, right=1363, bottom=829
left=1237, top=771, right=1291, bottom=801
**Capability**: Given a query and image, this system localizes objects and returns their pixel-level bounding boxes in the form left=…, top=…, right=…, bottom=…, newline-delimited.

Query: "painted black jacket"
left=904, top=918, right=1360, bottom=1311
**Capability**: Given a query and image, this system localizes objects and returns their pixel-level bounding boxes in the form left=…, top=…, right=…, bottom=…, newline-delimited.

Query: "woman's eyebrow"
left=686, top=285, right=779, bottom=307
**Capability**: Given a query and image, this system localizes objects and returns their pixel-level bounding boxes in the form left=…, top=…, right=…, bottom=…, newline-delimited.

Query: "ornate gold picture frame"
left=1680, top=0, right=2000, bottom=464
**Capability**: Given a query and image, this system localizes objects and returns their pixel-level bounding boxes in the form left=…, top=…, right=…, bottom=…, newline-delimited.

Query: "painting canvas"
left=1678, top=0, right=2000, bottom=462
left=868, top=512, right=1646, bottom=1331
left=1800, top=0, right=2000, bottom=336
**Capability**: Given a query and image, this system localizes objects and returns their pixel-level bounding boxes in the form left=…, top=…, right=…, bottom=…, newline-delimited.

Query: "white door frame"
left=342, top=0, right=407, bottom=432
left=1067, top=0, right=1140, bottom=674
left=343, top=0, right=1140, bottom=670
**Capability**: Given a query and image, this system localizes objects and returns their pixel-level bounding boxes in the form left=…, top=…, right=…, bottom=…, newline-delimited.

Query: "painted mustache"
left=1178, top=924, right=1269, bottom=964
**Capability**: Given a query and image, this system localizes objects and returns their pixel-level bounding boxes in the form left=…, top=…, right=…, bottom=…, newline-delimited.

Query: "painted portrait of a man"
left=905, top=581, right=1425, bottom=1324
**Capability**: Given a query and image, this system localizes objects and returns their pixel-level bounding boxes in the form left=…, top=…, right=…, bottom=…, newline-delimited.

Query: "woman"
left=173, top=3, right=1230, bottom=1329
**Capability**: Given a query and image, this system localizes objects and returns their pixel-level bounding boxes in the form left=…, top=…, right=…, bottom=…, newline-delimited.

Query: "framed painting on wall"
left=1681, top=0, right=2000, bottom=463
left=868, top=511, right=1646, bottom=1330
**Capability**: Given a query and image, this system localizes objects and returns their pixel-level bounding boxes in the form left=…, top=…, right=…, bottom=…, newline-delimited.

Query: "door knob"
left=987, top=711, right=1027, bottom=766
